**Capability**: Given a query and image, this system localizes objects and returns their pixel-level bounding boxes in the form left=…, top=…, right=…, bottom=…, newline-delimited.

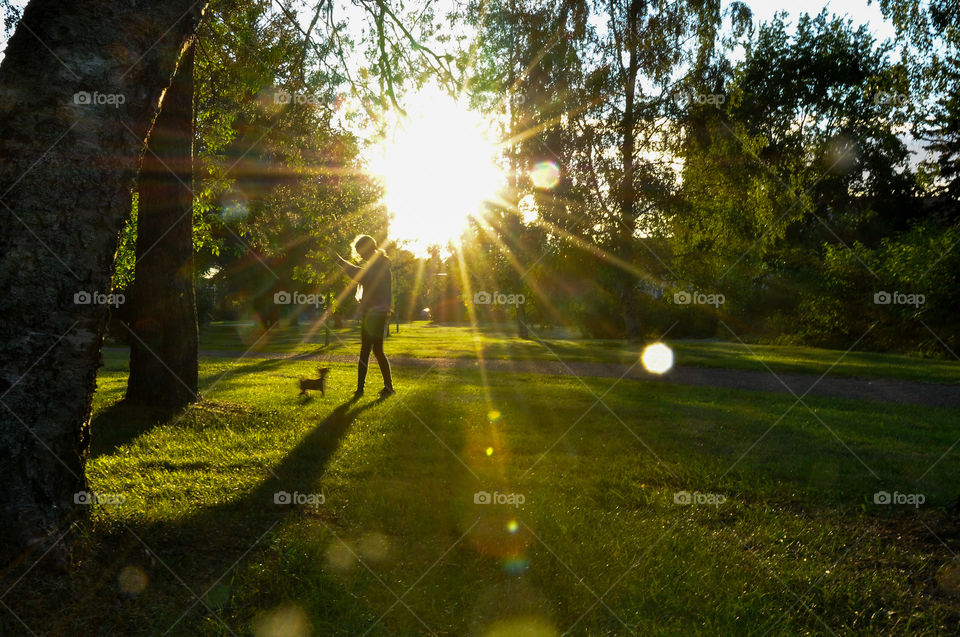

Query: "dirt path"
left=187, top=348, right=960, bottom=409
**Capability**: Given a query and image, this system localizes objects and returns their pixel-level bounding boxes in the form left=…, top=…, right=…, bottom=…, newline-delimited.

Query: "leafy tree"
left=675, top=11, right=916, bottom=343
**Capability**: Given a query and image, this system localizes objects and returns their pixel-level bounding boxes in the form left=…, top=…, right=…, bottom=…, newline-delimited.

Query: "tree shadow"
left=5, top=395, right=392, bottom=635
left=89, top=399, right=183, bottom=457
left=196, top=354, right=300, bottom=386
left=92, top=355, right=314, bottom=458
left=138, top=396, right=388, bottom=628
left=93, top=352, right=362, bottom=462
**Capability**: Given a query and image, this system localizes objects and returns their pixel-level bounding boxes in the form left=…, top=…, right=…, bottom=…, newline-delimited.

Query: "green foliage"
left=100, top=0, right=960, bottom=353
left=112, top=193, right=138, bottom=290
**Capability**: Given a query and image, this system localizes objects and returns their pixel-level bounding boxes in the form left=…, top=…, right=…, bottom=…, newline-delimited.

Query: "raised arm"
left=334, top=253, right=362, bottom=279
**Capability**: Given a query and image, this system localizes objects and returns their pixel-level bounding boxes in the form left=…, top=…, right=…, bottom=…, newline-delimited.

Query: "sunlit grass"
left=148, top=320, right=960, bottom=384
left=4, top=352, right=958, bottom=635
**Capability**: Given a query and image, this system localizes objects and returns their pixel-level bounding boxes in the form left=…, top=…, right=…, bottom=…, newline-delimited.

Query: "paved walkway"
left=186, top=348, right=960, bottom=409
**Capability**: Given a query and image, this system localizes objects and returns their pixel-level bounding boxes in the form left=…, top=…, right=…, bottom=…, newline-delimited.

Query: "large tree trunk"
left=0, top=0, right=206, bottom=569
left=126, top=43, right=198, bottom=410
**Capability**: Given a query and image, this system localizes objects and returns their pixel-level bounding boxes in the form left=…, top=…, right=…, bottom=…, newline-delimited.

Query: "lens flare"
left=503, top=555, right=530, bottom=574
left=324, top=541, right=354, bottom=572
left=641, top=342, right=674, bottom=374
left=530, top=161, right=560, bottom=189
left=117, top=565, right=148, bottom=595
left=252, top=604, right=310, bottom=637
left=370, top=88, right=504, bottom=254
left=358, top=532, right=390, bottom=562
left=483, top=616, right=557, bottom=637
left=220, top=189, right=249, bottom=222
left=938, top=563, right=960, bottom=595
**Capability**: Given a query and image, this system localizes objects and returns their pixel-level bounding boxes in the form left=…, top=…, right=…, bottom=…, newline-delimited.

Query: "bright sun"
left=370, top=90, right=504, bottom=253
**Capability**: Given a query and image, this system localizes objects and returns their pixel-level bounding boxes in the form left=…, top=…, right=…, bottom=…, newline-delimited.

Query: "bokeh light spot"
left=503, top=555, right=530, bottom=574
left=488, top=410, right=501, bottom=422
left=483, top=616, right=557, bottom=637
left=117, top=565, right=148, bottom=595
left=486, top=446, right=494, bottom=456
left=937, top=562, right=960, bottom=595
left=641, top=342, right=674, bottom=375
left=530, top=161, right=560, bottom=189
left=252, top=604, right=310, bottom=637
left=358, top=532, right=390, bottom=562
left=507, top=519, right=519, bottom=534
left=324, top=541, right=355, bottom=573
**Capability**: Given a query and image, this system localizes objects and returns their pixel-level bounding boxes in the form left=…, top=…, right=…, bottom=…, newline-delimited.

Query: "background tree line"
left=53, top=0, right=958, bottom=355
left=451, top=0, right=959, bottom=353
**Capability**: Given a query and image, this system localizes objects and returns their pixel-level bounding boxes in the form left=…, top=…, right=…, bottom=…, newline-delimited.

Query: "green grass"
left=172, top=320, right=960, bottom=384
left=3, top=351, right=959, bottom=635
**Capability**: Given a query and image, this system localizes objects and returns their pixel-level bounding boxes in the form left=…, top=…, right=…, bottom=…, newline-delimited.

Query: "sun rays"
left=368, top=88, right=506, bottom=256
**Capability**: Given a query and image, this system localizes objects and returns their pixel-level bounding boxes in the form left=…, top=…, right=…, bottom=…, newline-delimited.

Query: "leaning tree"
left=0, top=0, right=207, bottom=567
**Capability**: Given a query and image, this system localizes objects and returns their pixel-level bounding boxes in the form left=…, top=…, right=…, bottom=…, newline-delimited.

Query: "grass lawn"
left=179, top=320, right=960, bottom=384
left=3, top=350, right=959, bottom=635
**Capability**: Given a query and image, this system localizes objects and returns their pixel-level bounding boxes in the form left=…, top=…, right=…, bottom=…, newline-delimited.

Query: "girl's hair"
left=351, top=234, right=386, bottom=260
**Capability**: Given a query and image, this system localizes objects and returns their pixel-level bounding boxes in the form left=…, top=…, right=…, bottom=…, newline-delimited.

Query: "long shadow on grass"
left=91, top=356, right=321, bottom=458
left=8, top=396, right=390, bottom=636
left=90, top=400, right=183, bottom=457
left=163, top=400, right=382, bottom=635
left=142, top=395, right=389, bottom=634
left=197, top=354, right=307, bottom=387
left=91, top=354, right=317, bottom=457
left=159, top=395, right=384, bottom=536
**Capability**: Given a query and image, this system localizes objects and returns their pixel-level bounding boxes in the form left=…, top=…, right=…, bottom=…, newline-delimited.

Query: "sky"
left=0, top=0, right=900, bottom=65
left=741, top=0, right=895, bottom=41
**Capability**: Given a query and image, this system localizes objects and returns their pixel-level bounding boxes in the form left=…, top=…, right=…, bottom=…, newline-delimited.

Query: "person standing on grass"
left=334, top=234, right=395, bottom=399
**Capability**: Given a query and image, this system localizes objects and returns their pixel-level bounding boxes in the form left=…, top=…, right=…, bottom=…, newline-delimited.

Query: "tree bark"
left=125, top=43, right=198, bottom=410
left=0, top=0, right=206, bottom=569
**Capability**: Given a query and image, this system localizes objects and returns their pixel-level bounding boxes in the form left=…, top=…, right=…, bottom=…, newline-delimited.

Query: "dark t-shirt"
left=342, top=253, right=391, bottom=314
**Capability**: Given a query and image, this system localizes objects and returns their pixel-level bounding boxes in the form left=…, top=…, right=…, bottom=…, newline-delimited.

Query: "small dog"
left=298, top=367, right=329, bottom=397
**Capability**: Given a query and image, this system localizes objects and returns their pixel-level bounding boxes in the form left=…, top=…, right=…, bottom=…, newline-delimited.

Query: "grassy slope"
left=179, top=321, right=960, bottom=384
left=3, top=352, right=958, bottom=635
